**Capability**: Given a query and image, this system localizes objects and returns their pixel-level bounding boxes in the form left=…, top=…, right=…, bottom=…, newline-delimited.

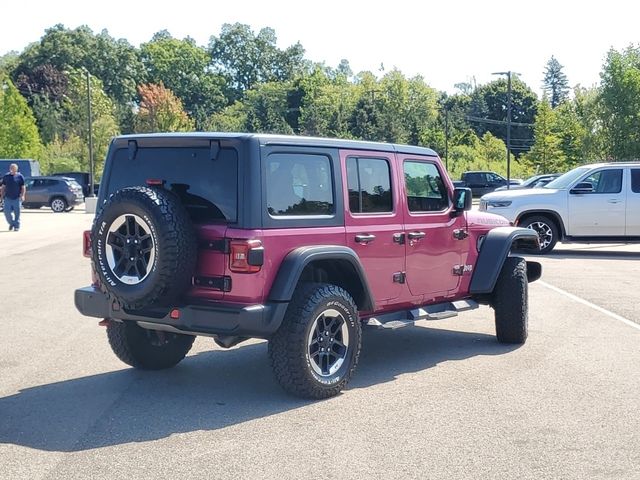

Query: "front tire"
left=268, top=283, right=362, bottom=399
left=106, top=320, right=195, bottom=370
left=519, top=215, right=558, bottom=254
left=492, top=256, right=528, bottom=344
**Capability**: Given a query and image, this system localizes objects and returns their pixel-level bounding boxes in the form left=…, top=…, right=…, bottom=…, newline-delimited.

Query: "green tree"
left=542, top=56, right=570, bottom=108
left=134, top=83, right=194, bottom=132
left=468, top=77, right=538, bottom=155
left=0, top=75, right=43, bottom=159
left=140, top=32, right=226, bottom=129
left=207, top=82, right=293, bottom=134
left=209, top=23, right=306, bottom=100
left=554, top=100, right=587, bottom=168
left=14, top=63, right=69, bottom=143
left=15, top=25, right=145, bottom=125
left=296, top=67, right=358, bottom=138
left=522, top=99, right=566, bottom=173
left=599, top=45, right=640, bottom=160
left=448, top=132, right=533, bottom=180
left=62, top=69, right=119, bottom=174
left=573, top=86, right=606, bottom=161
left=40, top=134, right=85, bottom=174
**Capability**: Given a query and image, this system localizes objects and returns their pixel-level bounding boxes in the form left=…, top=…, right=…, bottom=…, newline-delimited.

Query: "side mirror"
left=453, top=187, right=472, bottom=213
left=570, top=182, right=594, bottom=194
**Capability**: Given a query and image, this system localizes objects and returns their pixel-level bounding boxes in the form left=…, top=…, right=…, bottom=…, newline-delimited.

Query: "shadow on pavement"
left=0, top=325, right=516, bottom=452
left=547, top=249, right=640, bottom=260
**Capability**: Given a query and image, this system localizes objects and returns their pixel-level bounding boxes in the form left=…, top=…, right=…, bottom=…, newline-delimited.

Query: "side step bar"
left=364, top=299, right=479, bottom=330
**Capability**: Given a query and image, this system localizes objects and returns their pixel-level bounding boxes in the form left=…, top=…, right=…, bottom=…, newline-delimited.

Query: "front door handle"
left=355, top=233, right=376, bottom=244
left=607, top=199, right=621, bottom=204
left=407, top=231, right=426, bottom=240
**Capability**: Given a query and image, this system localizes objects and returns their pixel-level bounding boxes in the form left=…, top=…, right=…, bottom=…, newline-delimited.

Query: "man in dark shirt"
left=1, top=163, right=26, bottom=231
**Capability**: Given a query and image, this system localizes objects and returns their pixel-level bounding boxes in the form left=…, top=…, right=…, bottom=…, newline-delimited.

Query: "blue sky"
left=2, top=0, right=638, bottom=95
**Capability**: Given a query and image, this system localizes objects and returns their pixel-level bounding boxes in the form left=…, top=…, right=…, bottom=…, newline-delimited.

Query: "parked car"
left=453, top=171, right=522, bottom=197
left=75, top=133, right=541, bottom=399
left=52, top=171, right=95, bottom=197
left=493, top=173, right=561, bottom=191
left=479, top=162, right=640, bottom=253
left=22, top=176, right=84, bottom=212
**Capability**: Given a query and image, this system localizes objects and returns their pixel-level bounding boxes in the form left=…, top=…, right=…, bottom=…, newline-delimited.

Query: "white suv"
left=479, top=162, right=640, bottom=253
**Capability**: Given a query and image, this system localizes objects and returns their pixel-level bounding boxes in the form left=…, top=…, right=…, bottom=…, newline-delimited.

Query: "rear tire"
left=519, top=215, right=558, bottom=254
left=268, top=283, right=362, bottom=399
left=492, top=256, right=528, bottom=344
left=50, top=197, right=67, bottom=213
left=106, top=320, right=195, bottom=370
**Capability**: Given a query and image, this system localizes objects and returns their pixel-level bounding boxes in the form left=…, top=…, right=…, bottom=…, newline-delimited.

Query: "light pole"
left=85, top=68, right=94, bottom=197
left=492, top=71, right=516, bottom=189
left=444, top=108, right=449, bottom=171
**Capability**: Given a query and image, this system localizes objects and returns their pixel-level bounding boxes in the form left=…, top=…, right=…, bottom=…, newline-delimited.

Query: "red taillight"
left=83, top=230, right=91, bottom=258
left=170, top=309, right=180, bottom=320
left=229, top=240, right=263, bottom=273
left=146, top=179, right=165, bottom=186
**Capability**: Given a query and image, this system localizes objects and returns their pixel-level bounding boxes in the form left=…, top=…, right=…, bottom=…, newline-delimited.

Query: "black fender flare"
left=469, top=227, right=541, bottom=294
left=268, top=245, right=375, bottom=311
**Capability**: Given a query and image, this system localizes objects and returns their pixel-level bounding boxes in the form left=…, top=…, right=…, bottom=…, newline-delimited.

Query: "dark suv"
left=23, top=176, right=84, bottom=212
left=75, top=133, right=541, bottom=399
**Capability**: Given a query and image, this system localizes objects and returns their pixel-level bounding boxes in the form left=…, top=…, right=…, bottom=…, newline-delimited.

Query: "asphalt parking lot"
left=0, top=208, right=639, bottom=479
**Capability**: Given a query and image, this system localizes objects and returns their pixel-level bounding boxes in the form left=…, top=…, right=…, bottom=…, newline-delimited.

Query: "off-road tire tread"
left=493, top=256, right=528, bottom=344
left=92, top=186, right=197, bottom=310
left=106, top=320, right=195, bottom=370
left=268, top=283, right=361, bottom=399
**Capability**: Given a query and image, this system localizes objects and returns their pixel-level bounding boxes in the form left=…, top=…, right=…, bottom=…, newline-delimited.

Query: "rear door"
left=400, top=155, right=465, bottom=299
left=567, top=168, right=625, bottom=236
left=627, top=168, right=640, bottom=235
left=342, top=150, right=405, bottom=303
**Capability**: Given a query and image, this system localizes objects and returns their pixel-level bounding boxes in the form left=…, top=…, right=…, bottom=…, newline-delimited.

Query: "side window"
left=404, top=161, right=449, bottom=212
left=581, top=169, right=623, bottom=194
left=466, top=173, right=482, bottom=184
left=265, top=153, right=334, bottom=216
left=346, top=157, right=393, bottom=213
left=487, top=173, right=504, bottom=184
left=631, top=169, right=640, bottom=193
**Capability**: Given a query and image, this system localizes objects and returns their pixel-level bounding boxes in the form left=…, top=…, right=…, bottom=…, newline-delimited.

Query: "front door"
left=400, top=156, right=465, bottom=299
left=341, top=150, right=405, bottom=304
left=567, top=168, right=625, bottom=236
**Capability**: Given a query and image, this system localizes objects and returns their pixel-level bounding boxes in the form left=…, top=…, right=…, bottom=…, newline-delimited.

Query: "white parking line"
left=539, top=280, right=640, bottom=331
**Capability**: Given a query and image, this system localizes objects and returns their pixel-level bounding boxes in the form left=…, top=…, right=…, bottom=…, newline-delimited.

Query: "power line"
left=465, top=115, right=534, bottom=128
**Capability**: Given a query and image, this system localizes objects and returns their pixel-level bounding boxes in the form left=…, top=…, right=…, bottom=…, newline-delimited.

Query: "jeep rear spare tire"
left=92, top=186, right=197, bottom=310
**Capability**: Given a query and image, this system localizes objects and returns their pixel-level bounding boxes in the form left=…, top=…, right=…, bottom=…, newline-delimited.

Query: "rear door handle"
left=607, top=199, right=622, bottom=204
left=407, top=231, right=426, bottom=240
left=355, top=234, right=376, bottom=244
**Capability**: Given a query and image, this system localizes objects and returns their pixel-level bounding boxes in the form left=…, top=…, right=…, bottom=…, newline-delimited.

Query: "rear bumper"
left=74, top=286, right=289, bottom=339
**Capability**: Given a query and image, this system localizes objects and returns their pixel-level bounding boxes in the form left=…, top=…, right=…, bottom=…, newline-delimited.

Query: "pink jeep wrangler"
left=75, top=134, right=541, bottom=398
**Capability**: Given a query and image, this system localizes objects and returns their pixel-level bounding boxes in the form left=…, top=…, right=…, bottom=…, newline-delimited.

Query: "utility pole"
left=506, top=71, right=512, bottom=190
left=86, top=69, right=94, bottom=197
left=492, top=71, right=516, bottom=189
left=444, top=108, right=449, bottom=171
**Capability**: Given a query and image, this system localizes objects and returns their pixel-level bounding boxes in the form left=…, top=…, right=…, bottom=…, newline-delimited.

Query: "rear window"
left=107, top=146, right=238, bottom=223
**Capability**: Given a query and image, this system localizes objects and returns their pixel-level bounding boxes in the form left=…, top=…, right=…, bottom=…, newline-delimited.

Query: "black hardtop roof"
left=113, top=132, right=439, bottom=157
